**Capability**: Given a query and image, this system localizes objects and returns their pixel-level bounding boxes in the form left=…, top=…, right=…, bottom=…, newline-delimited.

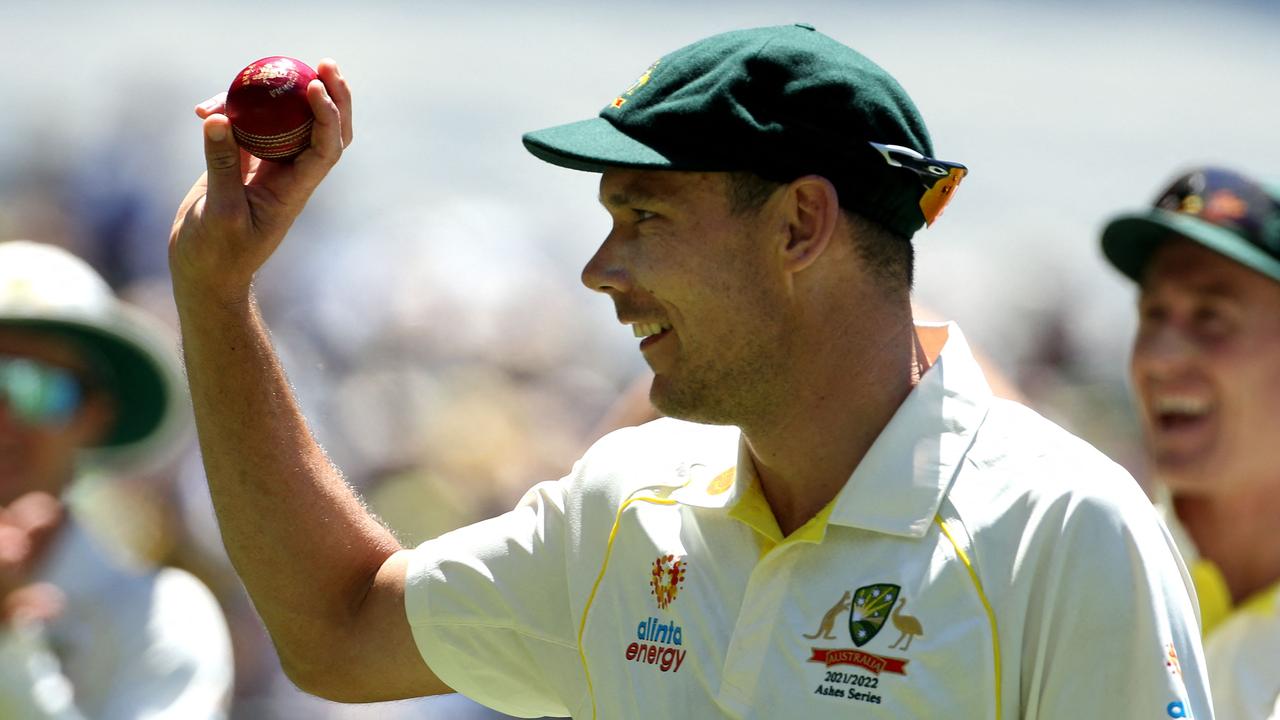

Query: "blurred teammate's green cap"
left=1102, top=167, right=1280, bottom=284
left=523, top=24, right=967, bottom=239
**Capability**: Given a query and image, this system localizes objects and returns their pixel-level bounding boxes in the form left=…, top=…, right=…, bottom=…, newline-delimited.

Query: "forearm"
left=167, top=70, right=441, bottom=699
left=175, top=288, right=400, bottom=677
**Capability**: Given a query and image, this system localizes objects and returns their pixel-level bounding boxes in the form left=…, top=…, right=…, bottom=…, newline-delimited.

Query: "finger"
left=316, top=58, right=353, bottom=147
left=1, top=494, right=62, bottom=571
left=5, top=493, right=61, bottom=536
left=300, top=78, right=343, bottom=168
left=3, top=582, right=65, bottom=626
left=202, top=114, right=248, bottom=219
left=195, top=92, right=228, bottom=119
left=0, top=525, right=30, bottom=566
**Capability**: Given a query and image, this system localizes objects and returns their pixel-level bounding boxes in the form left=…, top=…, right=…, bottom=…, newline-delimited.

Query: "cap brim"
left=1, top=308, right=186, bottom=457
left=1102, top=208, right=1280, bottom=284
left=522, top=117, right=678, bottom=172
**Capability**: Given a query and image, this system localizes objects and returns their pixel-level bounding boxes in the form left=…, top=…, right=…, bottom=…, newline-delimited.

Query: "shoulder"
left=565, top=417, right=738, bottom=504
left=966, top=398, right=1146, bottom=504
left=955, top=398, right=1166, bottom=553
left=149, top=567, right=229, bottom=625
left=952, top=402, right=1202, bottom=636
left=49, top=522, right=224, bottom=625
left=580, top=416, right=738, bottom=467
left=83, top=564, right=229, bottom=642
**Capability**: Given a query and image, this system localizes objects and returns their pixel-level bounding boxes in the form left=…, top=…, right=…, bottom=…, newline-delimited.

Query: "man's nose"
left=580, top=230, right=630, bottom=295
left=1133, top=322, right=1198, bottom=378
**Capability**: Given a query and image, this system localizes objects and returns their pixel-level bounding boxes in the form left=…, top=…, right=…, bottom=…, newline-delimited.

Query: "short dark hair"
left=725, top=171, right=914, bottom=290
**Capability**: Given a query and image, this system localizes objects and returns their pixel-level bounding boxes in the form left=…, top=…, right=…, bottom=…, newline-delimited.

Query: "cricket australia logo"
left=611, top=59, right=661, bottom=108
left=806, top=583, right=912, bottom=705
left=650, top=554, right=687, bottom=610
left=849, top=583, right=900, bottom=647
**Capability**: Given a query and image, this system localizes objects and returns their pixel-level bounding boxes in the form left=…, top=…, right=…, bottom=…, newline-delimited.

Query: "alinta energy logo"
left=623, top=554, right=689, bottom=674
left=650, top=554, right=687, bottom=610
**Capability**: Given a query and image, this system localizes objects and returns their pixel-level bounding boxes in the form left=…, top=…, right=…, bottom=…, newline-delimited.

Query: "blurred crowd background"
left=2, top=1, right=1279, bottom=717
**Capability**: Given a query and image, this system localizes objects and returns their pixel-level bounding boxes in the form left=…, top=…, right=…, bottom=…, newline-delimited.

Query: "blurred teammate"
left=0, top=240, right=233, bottom=718
left=170, top=26, right=1210, bottom=717
left=1103, top=166, right=1280, bottom=719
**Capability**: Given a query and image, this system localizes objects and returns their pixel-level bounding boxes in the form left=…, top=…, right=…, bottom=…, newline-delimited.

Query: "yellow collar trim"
left=1191, top=558, right=1280, bottom=636
left=728, top=472, right=836, bottom=555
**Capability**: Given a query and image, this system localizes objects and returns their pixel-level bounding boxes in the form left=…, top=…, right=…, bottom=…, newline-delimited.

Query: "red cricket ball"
left=225, top=56, right=318, bottom=162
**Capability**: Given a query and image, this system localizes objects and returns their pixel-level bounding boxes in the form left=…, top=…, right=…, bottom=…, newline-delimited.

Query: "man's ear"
left=778, top=175, right=841, bottom=274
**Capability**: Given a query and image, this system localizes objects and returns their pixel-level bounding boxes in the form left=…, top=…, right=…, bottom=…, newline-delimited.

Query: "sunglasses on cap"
left=869, top=142, right=968, bottom=227
left=0, top=355, right=85, bottom=428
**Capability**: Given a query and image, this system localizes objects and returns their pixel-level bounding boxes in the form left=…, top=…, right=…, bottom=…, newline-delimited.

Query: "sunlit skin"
left=582, top=168, right=920, bottom=534
left=584, top=170, right=793, bottom=426
left=1131, top=238, right=1280, bottom=602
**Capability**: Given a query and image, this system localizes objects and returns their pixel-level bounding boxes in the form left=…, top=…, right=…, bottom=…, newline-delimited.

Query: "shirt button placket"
left=717, top=544, right=800, bottom=717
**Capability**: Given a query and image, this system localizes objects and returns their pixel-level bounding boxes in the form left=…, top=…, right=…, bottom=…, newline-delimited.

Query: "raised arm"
left=168, top=60, right=447, bottom=702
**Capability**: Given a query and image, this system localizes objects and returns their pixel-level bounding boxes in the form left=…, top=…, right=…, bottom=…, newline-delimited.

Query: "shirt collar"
left=666, top=322, right=992, bottom=539
left=828, top=322, right=991, bottom=537
left=665, top=439, right=751, bottom=509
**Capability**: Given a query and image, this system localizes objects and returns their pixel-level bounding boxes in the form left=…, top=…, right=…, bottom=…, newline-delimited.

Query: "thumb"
left=202, top=114, right=246, bottom=218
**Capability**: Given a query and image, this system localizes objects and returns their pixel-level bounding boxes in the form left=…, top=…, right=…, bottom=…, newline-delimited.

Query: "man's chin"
left=650, top=380, right=728, bottom=426
left=1153, top=457, right=1218, bottom=497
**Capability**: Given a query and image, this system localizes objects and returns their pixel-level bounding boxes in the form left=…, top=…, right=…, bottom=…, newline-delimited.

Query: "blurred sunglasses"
left=0, top=355, right=85, bottom=428
left=869, top=142, right=968, bottom=226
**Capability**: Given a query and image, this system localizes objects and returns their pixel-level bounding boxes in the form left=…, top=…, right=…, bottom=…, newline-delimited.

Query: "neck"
left=1175, top=489, right=1280, bottom=604
left=744, top=313, right=922, bottom=536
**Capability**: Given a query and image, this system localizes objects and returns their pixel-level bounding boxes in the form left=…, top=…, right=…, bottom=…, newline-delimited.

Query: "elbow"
left=276, top=633, right=375, bottom=702
left=280, top=653, right=351, bottom=701
left=278, top=641, right=453, bottom=703
left=282, top=654, right=381, bottom=703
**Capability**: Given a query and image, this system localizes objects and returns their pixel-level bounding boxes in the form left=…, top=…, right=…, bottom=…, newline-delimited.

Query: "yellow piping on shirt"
left=935, top=514, right=1002, bottom=720
left=578, top=494, right=679, bottom=720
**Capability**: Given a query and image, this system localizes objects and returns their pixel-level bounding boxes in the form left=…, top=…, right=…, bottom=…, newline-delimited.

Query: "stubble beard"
left=649, top=335, right=787, bottom=429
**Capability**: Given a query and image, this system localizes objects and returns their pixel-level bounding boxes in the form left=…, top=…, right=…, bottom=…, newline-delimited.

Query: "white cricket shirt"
left=405, top=323, right=1213, bottom=718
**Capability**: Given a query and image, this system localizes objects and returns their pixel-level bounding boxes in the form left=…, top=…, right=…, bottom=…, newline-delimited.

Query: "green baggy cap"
left=523, top=24, right=940, bottom=239
left=1101, top=167, right=1280, bottom=285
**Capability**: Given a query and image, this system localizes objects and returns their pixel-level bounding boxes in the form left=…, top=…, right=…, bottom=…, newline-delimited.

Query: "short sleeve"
left=404, top=479, right=583, bottom=718
left=1022, top=494, right=1214, bottom=719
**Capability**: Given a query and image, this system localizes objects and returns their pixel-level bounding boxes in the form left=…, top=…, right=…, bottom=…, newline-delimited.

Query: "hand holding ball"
left=225, top=56, right=317, bottom=162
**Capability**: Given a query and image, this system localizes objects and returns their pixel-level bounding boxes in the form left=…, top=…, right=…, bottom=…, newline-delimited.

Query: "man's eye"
left=1193, top=305, right=1232, bottom=335
left=634, top=209, right=658, bottom=223
left=1139, top=302, right=1166, bottom=324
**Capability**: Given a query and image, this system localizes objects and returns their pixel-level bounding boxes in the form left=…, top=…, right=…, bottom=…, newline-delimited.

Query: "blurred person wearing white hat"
left=0, top=240, right=233, bottom=718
